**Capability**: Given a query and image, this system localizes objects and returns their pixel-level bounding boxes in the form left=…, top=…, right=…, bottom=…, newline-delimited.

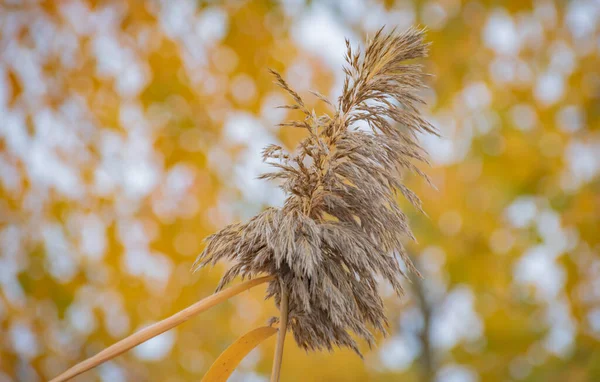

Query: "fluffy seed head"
left=194, top=26, right=436, bottom=355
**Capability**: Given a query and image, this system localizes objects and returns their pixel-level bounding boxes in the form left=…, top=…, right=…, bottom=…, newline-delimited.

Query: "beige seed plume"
left=194, top=26, right=436, bottom=355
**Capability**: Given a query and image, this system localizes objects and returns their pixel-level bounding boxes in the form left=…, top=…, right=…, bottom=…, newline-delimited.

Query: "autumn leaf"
left=201, top=326, right=278, bottom=382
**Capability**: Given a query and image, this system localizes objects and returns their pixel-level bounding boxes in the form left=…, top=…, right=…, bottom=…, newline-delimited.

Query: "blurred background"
left=0, top=0, right=599, bottom=381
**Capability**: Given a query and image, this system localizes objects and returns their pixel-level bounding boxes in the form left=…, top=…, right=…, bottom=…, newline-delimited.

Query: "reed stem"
left=270, top=284, right=289, bottom=382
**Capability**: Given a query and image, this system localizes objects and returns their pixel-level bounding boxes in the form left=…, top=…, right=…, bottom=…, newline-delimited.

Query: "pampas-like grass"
left=51, top=26, right=436, bottom=382
left=194, top=26, right=436, bottom=357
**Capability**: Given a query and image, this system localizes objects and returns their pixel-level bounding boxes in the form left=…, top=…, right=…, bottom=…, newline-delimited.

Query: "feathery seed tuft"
left=194, top=27, right=437, bottom=355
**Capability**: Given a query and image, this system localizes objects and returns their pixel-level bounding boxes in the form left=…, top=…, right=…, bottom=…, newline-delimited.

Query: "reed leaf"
left=50, top=276, right=273, bottom=382
left=201, top=326, right=278, bottom=382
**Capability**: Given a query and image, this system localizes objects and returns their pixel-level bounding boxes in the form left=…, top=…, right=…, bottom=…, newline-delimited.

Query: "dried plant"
left=194, top=26, right=436, bottom=358
left=51, top=26, right=436, bottom=382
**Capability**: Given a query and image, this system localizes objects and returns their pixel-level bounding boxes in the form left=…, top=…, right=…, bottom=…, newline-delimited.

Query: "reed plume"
left=194, top=26, right=436, bottom=356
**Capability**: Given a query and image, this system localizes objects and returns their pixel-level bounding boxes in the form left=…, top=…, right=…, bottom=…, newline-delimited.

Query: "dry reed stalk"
left=270, top=284, right=289, bottom=382
left=195, top=26, right=436, bottom=360
left=53, top=25, right=435, bottom=382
